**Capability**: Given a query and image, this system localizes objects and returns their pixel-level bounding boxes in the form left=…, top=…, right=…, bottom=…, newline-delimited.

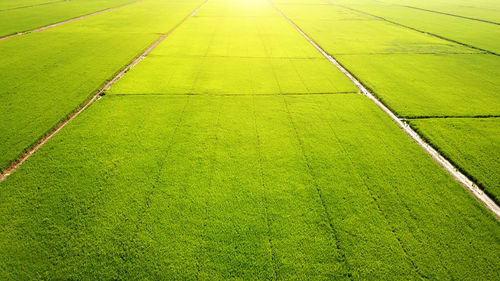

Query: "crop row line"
left=109, top=92, right=358, bottom=96
left=282, top=95, right=352, bottom=280
left=0, top=0, right=143, bottom=42
left=319, top=97, right=428, bottom=279
left=269, top=0, right=500, bottom=220
left=328, top=2, right=500, bottom=57
left=0, top=0, right=210, bottom=182
left=147, top=55, right=327, bottom=59
left=331, top=52, right=486, bottom=56
left=403, top=115, right=500, bottom=120
left=252, top=97, right=279, bottom=280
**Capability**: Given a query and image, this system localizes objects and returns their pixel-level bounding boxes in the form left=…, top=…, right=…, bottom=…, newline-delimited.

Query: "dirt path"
left=0, top=0, right=142, bottom=42
left=268, top=0, right=500, bottom=220
left=0, top=0, right=209, bottom=182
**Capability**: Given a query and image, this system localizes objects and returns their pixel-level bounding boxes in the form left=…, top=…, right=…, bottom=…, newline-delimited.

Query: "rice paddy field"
left=0, top=0, right=499, bottom=279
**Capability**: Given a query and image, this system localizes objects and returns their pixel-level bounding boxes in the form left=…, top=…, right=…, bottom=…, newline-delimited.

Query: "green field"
left=0, top=0, right=499, bottom=279
left=0, top=0, right=203, bottom=171
left=0, top=0, right=136, bottom=37
left=1, top=95, right=499, bottom=279
left=272, top=0, right=500, bottom=202
left=410, top=118, right=500, bottom=203
left=332, top=0, right=500, bottom=54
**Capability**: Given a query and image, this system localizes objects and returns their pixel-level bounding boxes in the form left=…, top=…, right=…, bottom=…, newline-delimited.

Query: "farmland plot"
left=331, top=0, right=500, bottom=54
left=410, top=118, right=500, bottom=203
left=108, top=2, right=356, bottom=95
left=0, top=0, right=499, bottom=279
left=1, top=95, right=499, bottom=279
left=0, top=0, right=64, bottom=10
left=0, top=0, right=136, bottom=37
left=334, top=54, right=500, bottom=117
left=272, top=0, right=500, bottom=201
left=379, top=0, right=500, bottom=23
left=0, top=0, right=204, bottom=171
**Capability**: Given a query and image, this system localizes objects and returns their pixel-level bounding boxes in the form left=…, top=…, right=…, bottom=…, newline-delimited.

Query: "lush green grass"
left=0, top=0, right=135, bottom=37
left=380, top=0, right=500, bottom=23
left=1, top=94, right=498, bottom=279
left=271, top=1, right=500, bottom=117
left=109, top=56, right=356, bottom=95
left=272, top=2, right=476, bottom=55
left=335, top=54, right=500, bottom=117
left=0, top=0, right=62, bottom=10
left=1, top=0, right=499, bottom=279
left=109, top=2, right=356, bottom=95
left=410, top=118, right=500, bottom=203
left=332, top=0, right=500, bottom=54
left=0, top=0, right=204, bottom=171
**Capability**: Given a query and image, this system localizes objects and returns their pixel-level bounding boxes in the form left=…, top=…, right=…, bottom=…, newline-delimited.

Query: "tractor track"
left=0, top=0, right=143, bottom=42
left=268, top=0, right=500, bottom=220
left=0, top=0, right=210, bottom=182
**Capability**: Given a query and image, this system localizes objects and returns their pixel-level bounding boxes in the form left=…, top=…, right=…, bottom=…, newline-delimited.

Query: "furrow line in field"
left=0, top=0, right=209, bottom=182
left=321, top=97, right=428, bottom=279
left=252, top=97, right=279, bottom=280
left=399, top=5, right=500, bottom=26
left=0, top=0, right=68, bottom=12
left=282, top=96, right=352, bottom=280
left=0, top=0, right=142, bottom=42
left=109, top=92, right=358, bottom=96
left=403, top=115, right=500, bottom=120
left=328, top=3, right=500, bottom=56
left=269, top=0, right=500, bottom=220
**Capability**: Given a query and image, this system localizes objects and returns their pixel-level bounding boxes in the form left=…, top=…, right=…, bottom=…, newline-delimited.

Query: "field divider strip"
left=109, top=91, right=358, bottom=96
left=269, top=0, right=500, bottom=220
left=327, top=2, right=499, bottom=56
left=0, top=0, right=143, bottom=42
left=403, top=115, right=500, bottom=120
left=0, top=0, right=209, bottom=182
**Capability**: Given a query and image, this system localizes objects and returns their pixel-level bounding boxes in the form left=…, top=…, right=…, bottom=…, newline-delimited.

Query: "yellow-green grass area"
left=335, top=54, right=500, bottom=117
left=379, top=0, right=500, bottom=23
left=108, top=0, right=357, bottom=96
left=0, top=0, right=135, bottom=37
left=410, top=118, right=500, bottom=204
left=272, top=1, right=478, bottom=55
left=0, top=0, right=62, bottom=10
left=332, top=0, right=500, bottom=54
left=0, top=0, right=204, bottom=172
left=1, top=94, right=499, bottom=279
left=271, top=1, right=500, bottom=117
